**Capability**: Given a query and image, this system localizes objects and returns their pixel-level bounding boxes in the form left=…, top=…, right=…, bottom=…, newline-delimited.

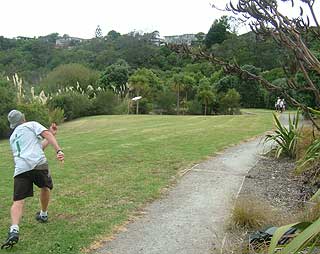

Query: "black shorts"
left=13, top=163, right=53, bottom=201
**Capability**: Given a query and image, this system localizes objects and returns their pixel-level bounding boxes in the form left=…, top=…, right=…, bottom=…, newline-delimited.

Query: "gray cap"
left=8, top=110, right=25, bottom=129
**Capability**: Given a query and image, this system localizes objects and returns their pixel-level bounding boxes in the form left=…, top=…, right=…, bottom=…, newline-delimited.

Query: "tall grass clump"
left=49, top=107, right=65, bottom=124
left=296, top=126, right=319, bottom=160
left=298, top=202, right=320, bottom=223
left=295, top=127, right=320, bottom=190
left=227, top=197, right=283, bottom=254
left=229, top=196, right=277, bottom=230
left=297, top=138, right=320, bottom=172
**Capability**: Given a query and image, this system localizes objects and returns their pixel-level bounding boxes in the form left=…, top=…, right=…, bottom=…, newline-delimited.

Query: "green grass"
left=0, top=113, right=273, bottom=254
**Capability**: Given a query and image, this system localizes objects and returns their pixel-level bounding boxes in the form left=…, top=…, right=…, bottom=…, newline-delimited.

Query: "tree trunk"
left=204, top=104, right=207, bottom=116
left=136, top=91, right=140, bottom=114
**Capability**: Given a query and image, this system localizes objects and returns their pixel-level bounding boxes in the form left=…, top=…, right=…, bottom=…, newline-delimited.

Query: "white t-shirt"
left=9, top=121, right=48, bottom=177
left=280, top=100, right=284, bottom=107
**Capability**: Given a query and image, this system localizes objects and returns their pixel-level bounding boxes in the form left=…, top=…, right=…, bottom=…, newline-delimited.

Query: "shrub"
left=219, top=88, right=241, bottom=115
left=91, top=91, right=120, bottom=115
left=187, top=100, right=202, bottom=115
left=17, top=103, right=50, bottom=127
left=48, top=92, right=91, bottom=120
left=153, top=90, right=176, bottom=114
left=41, top=63, right=99, bottom=93
left=131, top=98, right=152, bottom=114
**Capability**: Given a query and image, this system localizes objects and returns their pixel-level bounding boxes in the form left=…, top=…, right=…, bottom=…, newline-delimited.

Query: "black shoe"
left=1, top=229, right=19, bottom=249
left=35, top=212, right=48, bottom=223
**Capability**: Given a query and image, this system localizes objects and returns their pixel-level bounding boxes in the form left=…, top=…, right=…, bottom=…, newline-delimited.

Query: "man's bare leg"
left=11, top=200, right=24, bottom=226
left=36, top=187, right=50, bottom=223
left=40, top=187, right=50, bottom=212
left=1, top=201, right=23, bottom=249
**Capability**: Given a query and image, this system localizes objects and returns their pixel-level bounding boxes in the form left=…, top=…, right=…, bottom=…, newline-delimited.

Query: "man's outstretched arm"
left=42, top=123, right=57, bottom=150
left=41, top=130, right=64, bottom=161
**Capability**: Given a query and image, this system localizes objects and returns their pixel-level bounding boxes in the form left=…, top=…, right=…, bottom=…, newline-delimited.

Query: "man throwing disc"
left=1, top=110, right=64, bottom=249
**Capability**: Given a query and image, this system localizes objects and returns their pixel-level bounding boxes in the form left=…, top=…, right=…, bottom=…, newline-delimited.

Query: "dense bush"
left=187, top=100, right=202, bottom=115
left=132, top=98, right=153, bottom=114
left=41, top=63, right=99, bottom=93
left=48, top=92, right=92, bottom=120
left=219, top=89, right=241, bottom=115
left=236, top=65, right=265, bottom=108
left=17, top=103, right=50, bottom=127
left=0, top=78, right=17, bottom=138
left=91, top=91, right=120, bottom=115
left=153, top=90, right=176, bottom=114
left=98, top=59, right=130, bottom=97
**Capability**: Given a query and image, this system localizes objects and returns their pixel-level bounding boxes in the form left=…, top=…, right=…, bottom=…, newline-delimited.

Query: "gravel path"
left=95, top=137, right=266, bottom=254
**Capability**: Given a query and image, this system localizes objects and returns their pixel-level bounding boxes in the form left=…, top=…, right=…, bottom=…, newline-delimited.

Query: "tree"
left=95, top=25, right=103, bottom=38
left=219, top=0, right=320, bottom=128
left=39, top=33, right=59, bottom=44
left=115, top=34, right=158, bottom=69
left=41, top=63, right=99, bottom=93
left=219, top=88, right=241, bottom=115
left=129, top=68, right=159, bottom=114
left=195, top=32, right=206, bottom=44
left=29, top=39, right=52, bottom=67
left=212, top=32, right=283, bottom=70
left=0, top=36, right=17, bottom=50
left=107, top=30, right=121, bottom=40
left=171, top=73, right=194, bottom=115
left=197, top=78, right=215, bottom=115
left=215, top=75, right=238, bottom=94
left=204, top=15, right=232, bottom=48
left=95, top=49, right=119, bottom=70
left=173, top=0, right=320, bottom=129
left=99, top=59, right=130, bottom=98
left=235, top=65, right=265, bottom=108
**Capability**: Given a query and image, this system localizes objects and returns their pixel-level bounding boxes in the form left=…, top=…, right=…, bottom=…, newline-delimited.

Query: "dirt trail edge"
left=95, top=137, right=265, bottom=254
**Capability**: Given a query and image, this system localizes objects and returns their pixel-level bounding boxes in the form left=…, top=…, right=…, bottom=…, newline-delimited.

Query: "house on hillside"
left=150, top=37, right=165, bottom=46
left=55, top=36, right=85, bottom=48
left=164, top=34, right=197, bottom=45
left=16, top=36, right=33, bottom=40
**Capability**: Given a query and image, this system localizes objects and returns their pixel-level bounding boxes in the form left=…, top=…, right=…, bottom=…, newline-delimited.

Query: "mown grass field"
left=0, top=111, right=274, bottom=254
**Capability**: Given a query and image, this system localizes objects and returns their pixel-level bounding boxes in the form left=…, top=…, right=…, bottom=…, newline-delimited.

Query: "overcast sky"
left=1, top=0, right=317, bottom=39
left=1, top=0, right=237, bottom=39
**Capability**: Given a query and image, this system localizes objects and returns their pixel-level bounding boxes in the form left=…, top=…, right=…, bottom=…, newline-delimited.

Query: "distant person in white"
left=2, top=110, right=64, bottom=249
left=275, top=97, right=281, bottom=112
left=280, top=99, right=285, bottom=113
